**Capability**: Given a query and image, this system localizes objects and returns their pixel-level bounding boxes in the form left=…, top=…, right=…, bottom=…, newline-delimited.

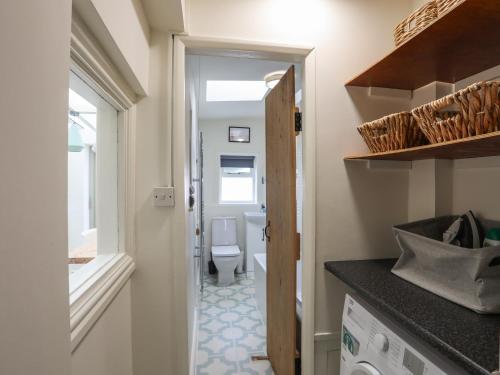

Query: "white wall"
left=451, top=66, right=500, bottom=220
left=90, top=0, right=150, bottom=89
left=132, top=31, right=181, bottom=375
left=411, top=0, right=429, bottom=10
left=200, top=118, right=266, bottom=272
left=73, top=0, right=150, bottom=95
left=189, top=1, right=414, bottom=373
left=407, top=82, right=453, bottom=221
left=2, top=2, right=188, bottom=375
left=71, top=282, right=134, bottom=375
left=0, top=1, right=150, bottom=374
left=188, top=0, right=413, bottom=326
left=186, top=3, right=500, bottom=374
left=407, top=66, right=500, bottom=222
left=142, top=0, right=187, bottom=32
left=0, top=1, right=72, bottom=374
left=452, top=157, right=500, bottom=219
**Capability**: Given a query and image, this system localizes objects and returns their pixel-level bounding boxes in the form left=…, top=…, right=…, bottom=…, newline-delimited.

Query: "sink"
left=243, top=212, right=266, bottom=225
left=243, top=212, right=267, bottom=272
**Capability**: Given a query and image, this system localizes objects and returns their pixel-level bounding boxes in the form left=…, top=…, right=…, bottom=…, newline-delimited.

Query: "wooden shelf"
left=346, top=0, right=500, bottom=90
left=345, top=131, right=500, bottom=161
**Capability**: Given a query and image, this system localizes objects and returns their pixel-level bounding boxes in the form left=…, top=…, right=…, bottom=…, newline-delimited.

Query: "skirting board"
left=314, top=331, right=341, bottom=375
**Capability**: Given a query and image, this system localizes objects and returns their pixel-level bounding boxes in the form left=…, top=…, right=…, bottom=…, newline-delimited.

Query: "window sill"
left=69, top=254, right=116, bottom=294
left=69, top=253, right=135, bottom=352
left=218, top=202, right=259, bottom=206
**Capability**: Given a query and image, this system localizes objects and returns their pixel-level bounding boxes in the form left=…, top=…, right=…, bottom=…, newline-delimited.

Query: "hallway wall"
left=131, top=30, right=196, bottom=375
left=0, top=2, right=72, bottom=374
left=73, top=0, right=151, bottom=95
left=71, top=282, right=134, bottom=375
left=132, top=31, right=179, bottom=375
left=2, top=1, right=190, bottom=374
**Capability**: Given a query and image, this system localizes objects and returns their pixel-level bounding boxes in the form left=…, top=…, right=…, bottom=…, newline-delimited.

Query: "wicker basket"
left=436, top=0, right=464, bottom=15
left=357, top=112, right=428, bottom=153
left=412, top=81, right=500, bottom=144
left=394, top=1, right=438, bottom=47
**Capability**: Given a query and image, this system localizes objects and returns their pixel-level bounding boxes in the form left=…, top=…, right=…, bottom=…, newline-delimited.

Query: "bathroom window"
left=68, top=70, right=119, bottom=276
left=219, top=155, right=256, bottom=204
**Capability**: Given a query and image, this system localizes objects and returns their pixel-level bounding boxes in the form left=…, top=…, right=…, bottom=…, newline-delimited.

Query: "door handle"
left=261, top=228, right=265, bottom=241
left=264, top=221, right=271, bottom=242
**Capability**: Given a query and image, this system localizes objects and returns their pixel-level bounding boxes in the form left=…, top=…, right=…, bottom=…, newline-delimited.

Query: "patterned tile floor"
left=195, top=274, right=274, bottom=375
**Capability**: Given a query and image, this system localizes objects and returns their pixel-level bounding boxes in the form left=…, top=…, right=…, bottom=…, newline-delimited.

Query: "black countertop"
left=324, top=259, right=500, bottom=375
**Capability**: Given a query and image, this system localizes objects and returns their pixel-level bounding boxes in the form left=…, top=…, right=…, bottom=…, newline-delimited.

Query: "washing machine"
left=340, top=294, right=467, bottom=375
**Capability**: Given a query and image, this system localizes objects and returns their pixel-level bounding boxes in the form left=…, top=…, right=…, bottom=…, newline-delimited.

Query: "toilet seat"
left=212, top=245, right=240, bottom=257
left=211, top=245, right=242, bottom=286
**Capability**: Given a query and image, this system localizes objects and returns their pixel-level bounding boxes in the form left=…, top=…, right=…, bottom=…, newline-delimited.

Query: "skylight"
left=206, top=80, right=269, bottom=102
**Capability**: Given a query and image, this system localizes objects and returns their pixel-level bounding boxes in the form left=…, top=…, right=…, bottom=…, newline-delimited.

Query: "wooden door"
left=265, top=66, right=298, bottom=375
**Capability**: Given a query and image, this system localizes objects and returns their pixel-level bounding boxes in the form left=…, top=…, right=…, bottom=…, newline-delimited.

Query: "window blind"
left=220, top=155, right=255, bottom=168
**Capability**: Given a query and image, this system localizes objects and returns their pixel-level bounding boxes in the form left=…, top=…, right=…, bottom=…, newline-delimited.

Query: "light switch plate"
left=153, top=187, right=175, bottom=207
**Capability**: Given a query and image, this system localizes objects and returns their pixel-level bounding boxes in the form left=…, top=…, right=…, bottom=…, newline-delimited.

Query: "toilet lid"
left=212, top=245, right=240, bottom=257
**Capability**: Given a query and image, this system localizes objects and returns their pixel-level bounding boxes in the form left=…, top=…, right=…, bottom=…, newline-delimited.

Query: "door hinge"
left=295, top=111, right=302, bottom=133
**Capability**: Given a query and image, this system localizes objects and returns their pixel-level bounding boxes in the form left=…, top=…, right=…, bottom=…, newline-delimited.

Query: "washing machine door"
left=349, top=362, right=382, bottom=375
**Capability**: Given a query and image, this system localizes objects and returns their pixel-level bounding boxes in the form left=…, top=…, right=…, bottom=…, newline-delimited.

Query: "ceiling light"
left=68, top=122, right=85, bottom=152
left=264, top=70, right=286, bottom=89
left=206, top=80, right=269, bottom=102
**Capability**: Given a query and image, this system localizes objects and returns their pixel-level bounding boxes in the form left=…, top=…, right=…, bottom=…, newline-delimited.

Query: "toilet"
left=211, top=217, right=242, bottom=286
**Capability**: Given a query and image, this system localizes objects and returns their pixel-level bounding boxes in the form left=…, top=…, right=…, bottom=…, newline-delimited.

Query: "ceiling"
left=141, top=0, right=186, bottom=32
left=186, top=55, right=302, bottom=120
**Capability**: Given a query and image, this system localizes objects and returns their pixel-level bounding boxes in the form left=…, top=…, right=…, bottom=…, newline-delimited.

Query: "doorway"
left=187, top=54, right=303, bottom=374
left=172, top=36, right=317, bottom=375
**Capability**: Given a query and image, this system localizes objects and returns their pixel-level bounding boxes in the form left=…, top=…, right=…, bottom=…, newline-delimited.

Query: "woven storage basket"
left=394, top=1, right=437, bottom=47
left=357, top=112, right=428, bottom=153
left=412, top=81, right=500, bottom=144
left=436, top=0, right=464, bottom=15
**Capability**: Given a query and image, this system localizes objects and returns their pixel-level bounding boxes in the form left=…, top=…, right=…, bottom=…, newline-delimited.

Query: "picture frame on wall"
left=228, top=126, right=250, bottom=143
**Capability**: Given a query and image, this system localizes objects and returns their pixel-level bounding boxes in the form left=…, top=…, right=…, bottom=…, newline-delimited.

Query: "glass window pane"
left=220, top=176, right=254, bottom=202
left=222, top=167, right=252, bottom=175
left=68, top=71, right=118, bottom=272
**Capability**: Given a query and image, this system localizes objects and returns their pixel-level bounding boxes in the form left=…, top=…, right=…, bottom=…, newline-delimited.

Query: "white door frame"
left=172, top=35, right=317, bottom=375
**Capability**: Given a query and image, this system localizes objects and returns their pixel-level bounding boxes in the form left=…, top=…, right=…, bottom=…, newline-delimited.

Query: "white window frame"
left=68, top=14, right=136, bottom=352
left=218, top=153, right=258, bottom=205
left=68, top=70, right=118, bottom=265
left=68, top=68, right=120, bottom=285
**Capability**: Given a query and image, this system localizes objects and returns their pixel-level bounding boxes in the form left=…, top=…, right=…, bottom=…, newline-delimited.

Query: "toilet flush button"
left=373, top=333, right=389, bottom=352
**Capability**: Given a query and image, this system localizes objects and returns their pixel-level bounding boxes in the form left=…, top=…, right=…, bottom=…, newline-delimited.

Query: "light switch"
left=153, top=187, right=175, bottom=207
